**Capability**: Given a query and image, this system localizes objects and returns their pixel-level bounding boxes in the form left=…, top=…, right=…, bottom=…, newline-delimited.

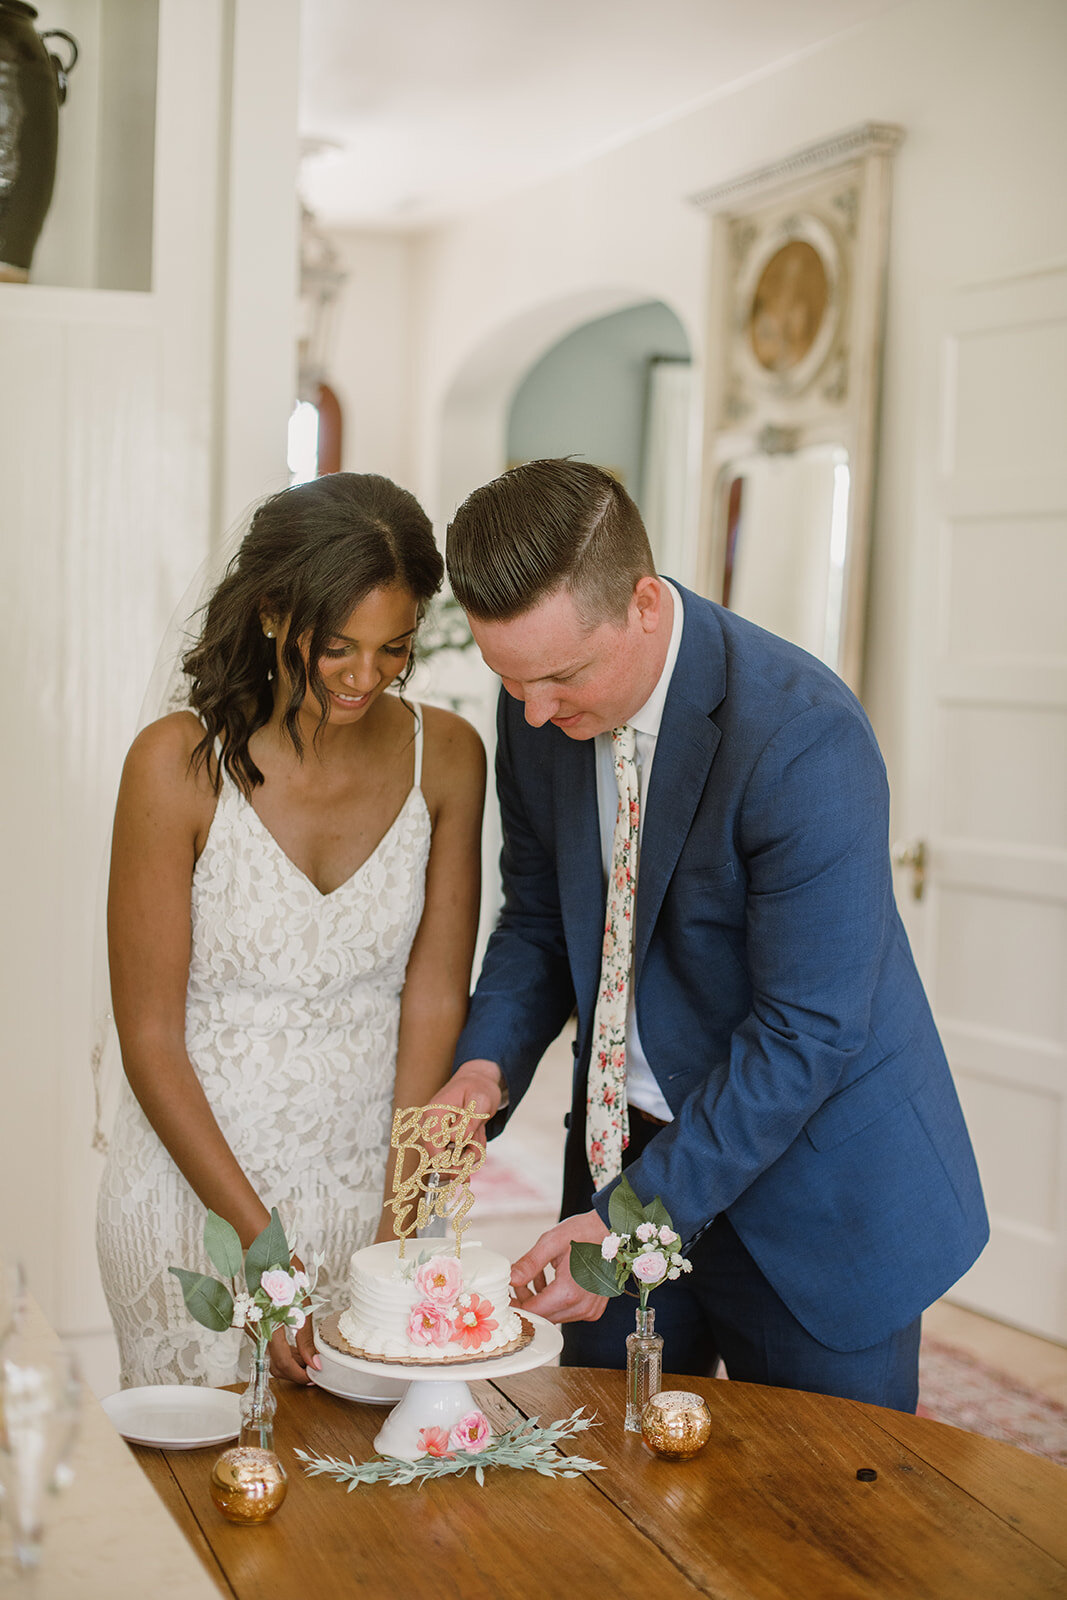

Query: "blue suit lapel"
left=633, top=589, right=725, bottom=983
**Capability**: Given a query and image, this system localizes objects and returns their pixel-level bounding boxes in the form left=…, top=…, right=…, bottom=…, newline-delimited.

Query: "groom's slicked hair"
left=446, top=459, right=656, bottom=626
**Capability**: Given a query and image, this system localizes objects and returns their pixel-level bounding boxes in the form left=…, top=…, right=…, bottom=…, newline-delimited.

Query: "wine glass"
left=0, top=1262, right=27, bottom=1347
left=0, top=1343, right=81, bottom=1571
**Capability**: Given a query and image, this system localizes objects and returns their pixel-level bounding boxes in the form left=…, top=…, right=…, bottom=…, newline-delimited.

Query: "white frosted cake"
left=336, top=1239, right=524, bottom=1362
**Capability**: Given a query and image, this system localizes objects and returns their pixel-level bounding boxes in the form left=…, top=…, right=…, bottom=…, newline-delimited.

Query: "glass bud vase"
left=209, top=1346, right=288, bottom=1524
left=238, top=1346, right=277, bottom=1450
left=625, top=1304, right=663, bottom=1432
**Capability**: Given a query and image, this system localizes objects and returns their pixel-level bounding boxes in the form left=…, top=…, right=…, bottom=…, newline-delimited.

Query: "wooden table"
left=133, top=1367, right=1067, bottom=1600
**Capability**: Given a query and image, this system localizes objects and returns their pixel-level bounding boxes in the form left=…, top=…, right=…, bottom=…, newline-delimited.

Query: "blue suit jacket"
left=455, top=587, right=988, bottom=1351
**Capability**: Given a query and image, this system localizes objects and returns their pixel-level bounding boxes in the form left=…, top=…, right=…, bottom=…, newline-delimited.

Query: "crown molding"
left=689, top=122, right=904, bottom=212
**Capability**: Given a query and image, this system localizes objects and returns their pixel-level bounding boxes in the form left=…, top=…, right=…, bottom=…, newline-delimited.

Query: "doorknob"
left=891, top=839, right=927, bottom=901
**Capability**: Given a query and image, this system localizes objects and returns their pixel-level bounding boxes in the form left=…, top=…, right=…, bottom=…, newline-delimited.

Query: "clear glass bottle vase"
left=238, top=1345, right=278, bottom=1450
left=209, top=1344, right=288, bottom=1524
left=625, top=1303, right=663, bottom=1432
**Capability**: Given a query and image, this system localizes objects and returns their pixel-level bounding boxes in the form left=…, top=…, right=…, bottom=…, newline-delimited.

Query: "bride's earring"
left=263, top=623, right=276, bottom=639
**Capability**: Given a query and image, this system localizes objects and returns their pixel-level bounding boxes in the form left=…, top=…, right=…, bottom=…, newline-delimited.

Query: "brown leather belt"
left=634, top=1107, right=669, bottom=1127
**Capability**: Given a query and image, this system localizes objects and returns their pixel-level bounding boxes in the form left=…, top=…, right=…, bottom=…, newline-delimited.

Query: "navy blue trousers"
left=560, top=1113, right=921, bottom=1413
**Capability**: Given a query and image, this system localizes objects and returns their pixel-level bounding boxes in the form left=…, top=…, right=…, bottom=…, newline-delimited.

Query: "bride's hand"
left=266, top=1255, right=321, bottom=1384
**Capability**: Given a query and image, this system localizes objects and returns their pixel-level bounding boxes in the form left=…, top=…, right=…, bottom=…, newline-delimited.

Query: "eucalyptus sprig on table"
left=570, top=1174, right=692, bottom=1311
left=295, top=1409, right=603, bottom=1489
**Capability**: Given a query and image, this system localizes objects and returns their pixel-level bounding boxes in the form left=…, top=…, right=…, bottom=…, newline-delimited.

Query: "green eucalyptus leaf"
left=245, top=1207, right=290, bottom=1294
left=168, top=1268, right=234, bottom=1333
left=607, top=1174, right=646, bottom=1237
left=203, top=1211, right=243, bottom=1281
left=569, top=1242, right=623, bottom=1298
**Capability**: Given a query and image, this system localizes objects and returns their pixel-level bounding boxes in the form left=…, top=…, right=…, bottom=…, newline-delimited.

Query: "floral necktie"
left=586, top=724, right=640, bottom=1186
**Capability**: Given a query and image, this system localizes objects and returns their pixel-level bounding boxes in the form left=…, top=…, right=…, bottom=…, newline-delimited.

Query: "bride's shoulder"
left=417, top=704, right=485, bottom=808
left=121, top=711, right=216, bottom=803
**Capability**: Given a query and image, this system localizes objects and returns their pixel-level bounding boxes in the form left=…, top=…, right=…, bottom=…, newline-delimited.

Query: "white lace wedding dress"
left=96, top=715, right=430, bottom=1388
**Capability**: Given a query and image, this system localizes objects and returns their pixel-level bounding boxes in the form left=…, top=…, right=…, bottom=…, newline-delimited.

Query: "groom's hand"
left=510, top=1210, right=610, bottom=1323
left=428, top=1059, right=505, bottom=1149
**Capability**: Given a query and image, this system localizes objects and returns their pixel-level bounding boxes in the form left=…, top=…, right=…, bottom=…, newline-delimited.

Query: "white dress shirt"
left=594, top=579, right=683, bottom=1121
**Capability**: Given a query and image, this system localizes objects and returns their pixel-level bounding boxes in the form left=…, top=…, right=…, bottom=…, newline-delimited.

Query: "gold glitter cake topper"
left=387, top=1101, right=489, bottom=1257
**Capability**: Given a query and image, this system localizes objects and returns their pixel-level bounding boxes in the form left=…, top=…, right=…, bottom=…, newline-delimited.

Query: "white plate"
left=309, top=1353, right=407, bottom=1406
left=101, top=1385, right=241, bottom=1449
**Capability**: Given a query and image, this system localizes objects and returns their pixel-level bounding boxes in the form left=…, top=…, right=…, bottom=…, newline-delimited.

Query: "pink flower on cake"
left=451, top=1294, right=498, bottom=1351
left=408, top=1300, right=453, bottom=1347
left=448, top=1410, right=491, bottom=1453
left=260, top=1269, right=298, bottom=1306
left=414, top=1255, right=463, bottom=1306
left=418, top=1426, right=454, bottom=1458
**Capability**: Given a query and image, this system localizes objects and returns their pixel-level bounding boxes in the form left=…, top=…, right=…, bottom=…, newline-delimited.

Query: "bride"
left=96, top=473, right=485, bottom=1388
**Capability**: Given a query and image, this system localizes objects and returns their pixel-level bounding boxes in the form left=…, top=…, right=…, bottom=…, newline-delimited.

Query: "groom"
left=439, top=458, right=987, bottom=1410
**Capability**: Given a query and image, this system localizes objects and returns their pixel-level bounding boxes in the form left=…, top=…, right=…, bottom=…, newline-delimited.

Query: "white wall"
left=507, top=299, right=689, bottom=501
left=390, top=0, right=1066, bottom=804
left=326, top=230, right=416, bottom=486
left=0, top=0, right=300, bottom=1394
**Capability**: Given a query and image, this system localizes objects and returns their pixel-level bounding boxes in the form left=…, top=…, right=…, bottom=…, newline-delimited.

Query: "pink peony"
left=451, top=1293, right=499, bottom=1351
left=418, top=1426, right=454, bottom=1459
left=415, top=1255, right=463, bottom=1306
left=600, top=1233, right=622, bottom=1262
left=632, top=1251, right=669, bottom=1285
left=408, top=1300, right=453, bottom=1347
left=448, top=1411, right=491, bottom=1453
left=260, top=1270, right=297, bottom=1306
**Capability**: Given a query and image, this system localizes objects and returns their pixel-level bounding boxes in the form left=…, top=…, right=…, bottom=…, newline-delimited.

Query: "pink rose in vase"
left=260, top=1269, right=298, bottom=1306
left=632, top=1251, right=668, bottom=1285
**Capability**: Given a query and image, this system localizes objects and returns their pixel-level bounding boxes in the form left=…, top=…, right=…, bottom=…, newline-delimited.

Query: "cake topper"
left=387, top=1101, right=489, bottom=1257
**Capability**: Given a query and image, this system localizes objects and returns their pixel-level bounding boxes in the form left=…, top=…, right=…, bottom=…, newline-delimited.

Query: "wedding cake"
left=336, top=1239, right=525, bottom=1363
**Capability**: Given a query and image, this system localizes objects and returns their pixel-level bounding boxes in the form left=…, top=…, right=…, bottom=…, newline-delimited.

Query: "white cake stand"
left=317, top=1313, right=563, bottom=1459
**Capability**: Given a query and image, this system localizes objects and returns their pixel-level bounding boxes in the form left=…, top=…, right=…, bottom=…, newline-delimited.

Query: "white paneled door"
left=904, top=266, right=1067, bottom=1340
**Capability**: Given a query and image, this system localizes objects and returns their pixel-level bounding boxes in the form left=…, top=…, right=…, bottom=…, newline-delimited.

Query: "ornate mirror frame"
left=691, top=122, right=903, bottom=692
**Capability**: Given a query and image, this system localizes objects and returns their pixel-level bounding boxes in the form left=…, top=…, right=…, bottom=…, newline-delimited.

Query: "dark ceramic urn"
left=0, top=0, right=77, bottom=281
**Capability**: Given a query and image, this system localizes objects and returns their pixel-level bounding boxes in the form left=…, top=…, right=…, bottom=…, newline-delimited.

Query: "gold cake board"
left=318, top=1308, right=535, bottom=1368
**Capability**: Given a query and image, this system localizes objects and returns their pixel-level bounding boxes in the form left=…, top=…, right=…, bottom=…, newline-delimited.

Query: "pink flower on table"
left=260, top=1270, right=297, bottom=1306
left=448, top=1411, right=491, bottom=1453
left=418, top=1426, right=454, bottom=1458
left=451, top=1294, right=498, bottom=1351
left=632, top=1251, right=668, bottom=1285
left=414, top=1255, right=463, bottom=1306
left=408, top=1300, right=453, bottom=1347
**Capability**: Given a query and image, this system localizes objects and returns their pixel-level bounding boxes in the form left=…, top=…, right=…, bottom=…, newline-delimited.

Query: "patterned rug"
left=917, top=1335, right=1067, bottom=1466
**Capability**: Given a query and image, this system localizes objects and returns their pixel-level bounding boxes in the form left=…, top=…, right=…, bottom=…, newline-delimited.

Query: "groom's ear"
left=632, top=575, right=664, bottom=634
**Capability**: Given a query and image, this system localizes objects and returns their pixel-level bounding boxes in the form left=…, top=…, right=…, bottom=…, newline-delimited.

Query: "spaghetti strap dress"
left=96, top=712, right=430, bottom=1386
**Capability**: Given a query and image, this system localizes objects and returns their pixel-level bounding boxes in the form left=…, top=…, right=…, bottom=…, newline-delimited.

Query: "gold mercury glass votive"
left=641, top=1390, right=713, bottom=1459
left=209, top=1445, right=288, bottom=1523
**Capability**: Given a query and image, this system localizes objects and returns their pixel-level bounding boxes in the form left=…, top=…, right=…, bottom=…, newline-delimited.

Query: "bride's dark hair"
left=183, top=472, right=444, bottom=795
